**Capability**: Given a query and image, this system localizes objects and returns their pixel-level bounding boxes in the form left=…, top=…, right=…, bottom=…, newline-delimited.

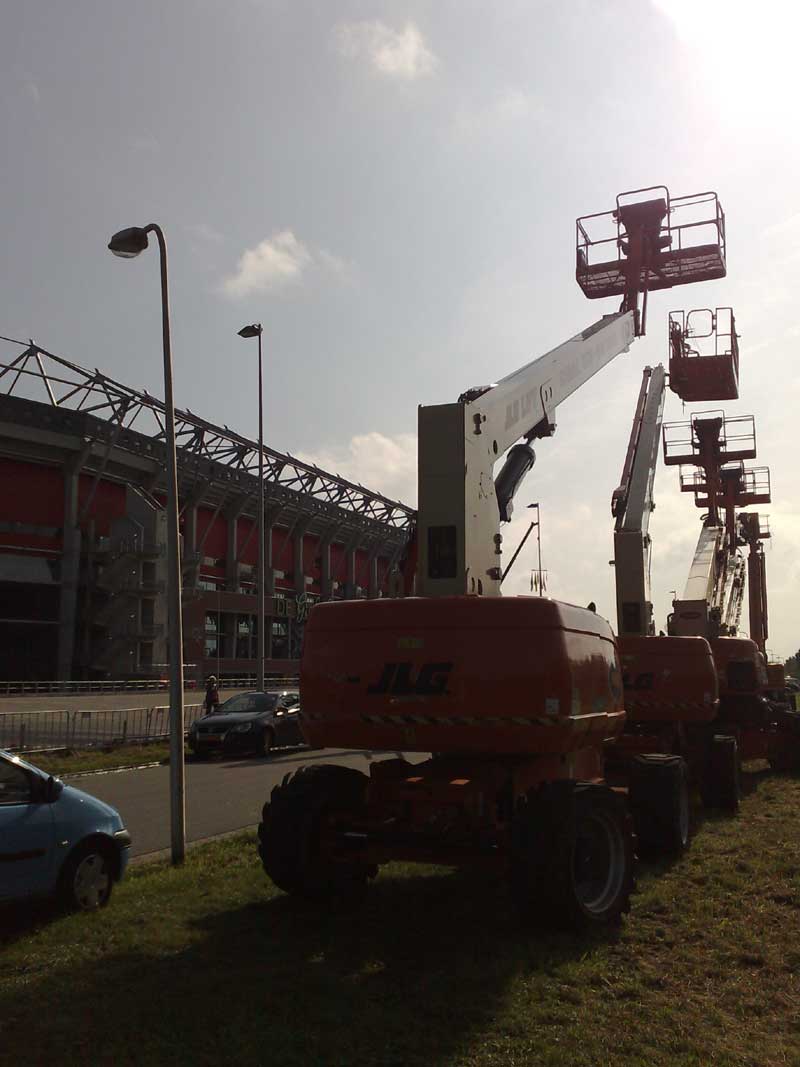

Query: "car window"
left=0, top=758, right=32, bottom=805
left=219, top=693, right=277, bottom=714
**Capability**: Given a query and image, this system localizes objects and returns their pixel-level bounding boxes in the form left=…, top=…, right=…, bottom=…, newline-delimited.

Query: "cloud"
left=187, top=222, right=223, bottom=244
left=334, top=20, right=437, bottom=79
left=452, top=89, right=545, bottom=140
left=127, top=132, right=159, bottom=152
left=221, top=230, right=316, bottom=299
left=297, top=433, right=417, bottom=508
left=24, top=79, right=40, bottom=104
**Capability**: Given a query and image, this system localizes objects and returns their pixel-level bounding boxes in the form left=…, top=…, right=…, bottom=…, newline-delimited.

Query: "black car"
left=188, top=691, right=304, bottom=759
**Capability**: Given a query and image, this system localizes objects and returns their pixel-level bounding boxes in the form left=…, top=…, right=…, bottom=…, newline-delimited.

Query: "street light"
left=238, top=323, right=265, bottom=692
left=108, top=223, right=185, bottom=865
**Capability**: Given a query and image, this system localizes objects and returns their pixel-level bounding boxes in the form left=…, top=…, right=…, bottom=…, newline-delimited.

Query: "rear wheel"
left=258, top=764, right=374, bottom=898
left=700, top=735, right=741, bottom=812
left=628, top=754, right=690, bottom=857
left=511, top=781, right=634, bottom=930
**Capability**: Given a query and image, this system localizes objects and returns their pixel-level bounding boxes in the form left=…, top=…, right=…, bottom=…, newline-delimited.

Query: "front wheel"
left=700, top=735, right=741, bottom=812
left=628, top=754, right=690, bottom=857
left=59, top=843, right=114, bottom=911
left=511, top=781, right=634, bottom=931
left=258, top=764, right=374, bottom=898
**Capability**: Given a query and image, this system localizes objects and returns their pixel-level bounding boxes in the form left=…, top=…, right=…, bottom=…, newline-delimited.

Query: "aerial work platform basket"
left=662, top=412, right=756, bottom=467
left=668, top=308, right=739, bottom=402
left=679, top=463, right=772, bottom=511
left=576, top=188, right=726, bottom=301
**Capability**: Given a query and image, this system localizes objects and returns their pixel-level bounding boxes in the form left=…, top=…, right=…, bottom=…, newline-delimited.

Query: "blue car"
left=0, top=749, right=131, bottom=911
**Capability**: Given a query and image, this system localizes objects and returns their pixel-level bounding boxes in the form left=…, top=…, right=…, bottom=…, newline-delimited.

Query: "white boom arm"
left=669, top=523, right=744, bottom=638
left=417, top=309, right=637, bottom=597
left=612, top=364, right=666, bottom=635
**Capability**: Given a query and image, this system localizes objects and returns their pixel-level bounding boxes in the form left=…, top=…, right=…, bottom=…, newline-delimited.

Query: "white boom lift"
left=411, top=187, right=727, bottom=598
left=610, top=364, right=667, bottom=635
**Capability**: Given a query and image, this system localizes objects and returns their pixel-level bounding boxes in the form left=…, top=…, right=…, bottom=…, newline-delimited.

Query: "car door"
left=275, top=696, right=303, bottom=746
left=0, top=756, right=56, bottom=901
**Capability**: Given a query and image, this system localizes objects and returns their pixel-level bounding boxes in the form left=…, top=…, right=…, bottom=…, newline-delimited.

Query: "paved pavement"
left=68, top=747, right=419, bottom=858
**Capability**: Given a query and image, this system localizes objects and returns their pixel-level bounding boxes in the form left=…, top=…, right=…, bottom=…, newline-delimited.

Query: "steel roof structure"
left=0, top=337, right=415, bottom=553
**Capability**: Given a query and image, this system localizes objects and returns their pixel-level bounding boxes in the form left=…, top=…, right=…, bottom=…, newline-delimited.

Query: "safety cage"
left=668, top=307, right=739, bottom=403
left=662, top=412, right=756, bottom=467
left=576, top=187, right=727, bottom=300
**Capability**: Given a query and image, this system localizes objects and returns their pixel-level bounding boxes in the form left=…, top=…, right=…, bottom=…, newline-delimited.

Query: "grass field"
left=2, top=765, right=799, bottom=1067
left=20, top=743, right=171, bottom=777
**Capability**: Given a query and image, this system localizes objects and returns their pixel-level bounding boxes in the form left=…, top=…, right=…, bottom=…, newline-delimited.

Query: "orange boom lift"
left=258, top=187, right=728, bottom=929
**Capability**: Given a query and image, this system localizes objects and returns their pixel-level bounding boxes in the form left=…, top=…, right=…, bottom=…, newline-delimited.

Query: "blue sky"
left=2, top=0, right=798, bottom=655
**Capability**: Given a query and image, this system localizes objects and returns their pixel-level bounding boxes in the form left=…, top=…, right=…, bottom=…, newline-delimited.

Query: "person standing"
left=204, top=675, right=220, bottom=714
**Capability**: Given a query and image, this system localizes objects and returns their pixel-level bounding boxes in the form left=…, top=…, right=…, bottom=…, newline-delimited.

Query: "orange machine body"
left=618, top=635, right=719, bottom=725
left=710, top=636, right=771, bottom=759
left=300, top=596, right=625, bottom=757
left=711, top=636, right=768, bottom=702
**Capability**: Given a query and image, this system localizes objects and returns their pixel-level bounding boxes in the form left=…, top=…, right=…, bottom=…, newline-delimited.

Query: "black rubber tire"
left=191, top=748, right=210, bottom=761
left=258, top=764, right=373, bottom=898
left=700, top=735, right=741, bottom=812
left=628, top=755, right=691, bottom=857
left=259, top=728, right=274, bottom=759
left=58, top=841, right=114, bottom=911
left=510, top=781, right=634, bottom=931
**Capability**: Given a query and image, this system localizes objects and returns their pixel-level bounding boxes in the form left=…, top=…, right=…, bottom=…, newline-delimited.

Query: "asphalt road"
left=68, top=747, right=421, bottom=858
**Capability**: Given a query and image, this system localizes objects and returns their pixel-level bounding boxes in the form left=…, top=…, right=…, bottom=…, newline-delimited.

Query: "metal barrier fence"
left=0, top=704, right=205, bottom=752
left=0, top=676, right=298, bottom=697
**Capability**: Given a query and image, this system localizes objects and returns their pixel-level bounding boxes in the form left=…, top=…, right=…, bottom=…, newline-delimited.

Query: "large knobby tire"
left=628, top=754, right=690, bottom=857
left=58, top=841, right=114, bottom=911
left=258, top=764, right=373, bottom=898
left=511, top=781, right=634, bottom=931
left=700, top=735, right=741, bottom=812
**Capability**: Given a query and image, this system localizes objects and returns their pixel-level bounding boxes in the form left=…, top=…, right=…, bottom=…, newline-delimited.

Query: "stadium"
left=0, top=339, right=413, bottom=682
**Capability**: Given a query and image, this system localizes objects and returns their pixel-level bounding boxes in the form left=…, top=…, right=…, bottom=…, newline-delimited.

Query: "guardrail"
left=0, top=676, right=299, bottom=697
left=0, top=704, right=206, bottom=751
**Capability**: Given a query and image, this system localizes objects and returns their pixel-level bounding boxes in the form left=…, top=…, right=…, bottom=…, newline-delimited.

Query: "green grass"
left=2, top=766, right=800, bottom=1067
left=25, top=743, right=171, bottom=777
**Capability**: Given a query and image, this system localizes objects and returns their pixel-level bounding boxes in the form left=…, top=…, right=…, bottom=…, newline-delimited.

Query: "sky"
left=1, top=0, right=798, bottom=658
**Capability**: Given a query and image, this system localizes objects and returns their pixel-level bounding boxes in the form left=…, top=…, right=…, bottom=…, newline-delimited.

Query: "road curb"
left=130, top=824, right=259, bottom=865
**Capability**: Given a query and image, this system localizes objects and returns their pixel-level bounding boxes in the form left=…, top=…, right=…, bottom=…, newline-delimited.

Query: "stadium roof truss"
left=0, top=339, right=414, bottom=555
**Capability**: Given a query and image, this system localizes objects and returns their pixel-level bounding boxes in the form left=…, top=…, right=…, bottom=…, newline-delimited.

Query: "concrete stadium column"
left=318, top=524, right=340, bottom=601
left=57, top=457, right=84, bottom=680
left=225, top=511, right=239, bottom=592
left=292, top=519, right=314, bottom=597
left=184, top=504, right=200, bottom=590
left=368, top=555, right=379, bottom=599
left=343, top=546, right=357, bottom=599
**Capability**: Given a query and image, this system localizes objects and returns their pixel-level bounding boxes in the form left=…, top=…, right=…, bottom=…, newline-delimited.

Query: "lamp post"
left=108, top=224, right=185, bottom=864
left=238, top=323, right=265, bottom=692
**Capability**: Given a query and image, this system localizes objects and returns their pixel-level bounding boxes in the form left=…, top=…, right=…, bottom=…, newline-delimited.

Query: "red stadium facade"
left=0, top=343, right=413, bottom=683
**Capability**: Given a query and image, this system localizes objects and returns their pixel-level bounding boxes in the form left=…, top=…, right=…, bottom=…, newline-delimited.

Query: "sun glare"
left=654, top=0, right=800, bottom=125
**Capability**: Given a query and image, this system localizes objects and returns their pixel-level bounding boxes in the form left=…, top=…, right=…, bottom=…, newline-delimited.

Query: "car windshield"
left=0, top=750, right=47, bottom=779
left=215, top=693, right=277, bottom=715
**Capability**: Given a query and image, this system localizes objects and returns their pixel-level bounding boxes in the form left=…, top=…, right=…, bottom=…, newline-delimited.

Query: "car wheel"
left=260, top=729, right=275, bottom=759
left=60, top=842, right=114, bottom=911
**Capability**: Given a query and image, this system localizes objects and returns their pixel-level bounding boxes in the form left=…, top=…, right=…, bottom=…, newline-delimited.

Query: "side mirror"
left=44, top=775, right=64, bottom=803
